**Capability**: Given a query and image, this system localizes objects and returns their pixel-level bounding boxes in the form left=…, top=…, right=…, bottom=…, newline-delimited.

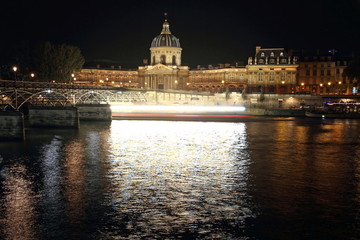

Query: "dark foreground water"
left=0, top=118, right=359, bottom=240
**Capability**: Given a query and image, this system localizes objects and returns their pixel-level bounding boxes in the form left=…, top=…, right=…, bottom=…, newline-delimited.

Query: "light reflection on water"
left=103, top=121, right=252, bottom=239
left=0, top=119, right=359, bottom=239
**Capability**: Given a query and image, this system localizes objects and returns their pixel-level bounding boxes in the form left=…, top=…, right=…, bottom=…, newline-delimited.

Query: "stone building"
left=138, top=18, right=189, bottom=91
left=76, top=67, right=138, bottom=87
left=75, top=17, right=353, bottom=95
left=295, top=50, right=351, bottom=94
left=246, top=46, right=298, bottom=94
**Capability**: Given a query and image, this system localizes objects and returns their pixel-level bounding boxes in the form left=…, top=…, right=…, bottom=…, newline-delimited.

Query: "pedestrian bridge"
left=0, top=80, right=148, bottom=110
left=0, top=80, right=215, bottom=111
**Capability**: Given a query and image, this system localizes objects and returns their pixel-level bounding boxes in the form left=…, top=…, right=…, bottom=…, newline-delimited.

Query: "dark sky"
left=1, top=0, right=360, bottom=68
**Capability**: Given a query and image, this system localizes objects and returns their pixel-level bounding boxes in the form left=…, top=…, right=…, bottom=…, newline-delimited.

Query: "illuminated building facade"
left=295, top=51, right=351, bottom=94
left=76, top=68, right=138, bottom=87
left=246, top=46, right=298, bottom=93
left=75, top=18, right=352, bottom=95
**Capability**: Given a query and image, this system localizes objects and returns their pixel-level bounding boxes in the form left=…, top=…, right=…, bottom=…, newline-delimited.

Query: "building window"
left=269, top=72, right=275, bottom=81
left=172, top=56, right=176, bottom=65
left=321, top=70, right=324, bottom=76
left=258, top=72, right=264, bottom=81
left=313, top=70, right=317, bottom=76
left=306, top=70, right=310, bottom=76
left=336, top=69, right=340, bottom=74
left=160, top=55, right=166, bottom=64
left=326, top=70, right=331, bottom=76
left=281, top=72, right=286, bottom=81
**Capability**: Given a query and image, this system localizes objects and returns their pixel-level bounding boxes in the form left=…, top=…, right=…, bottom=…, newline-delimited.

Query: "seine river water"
left=0, top=118, right=359, bottom=239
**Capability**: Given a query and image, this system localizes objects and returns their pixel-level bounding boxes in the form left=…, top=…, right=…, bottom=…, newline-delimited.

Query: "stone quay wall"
left=143, top=91, right=324, bottom=109
left=0, top=111, right=25, bottom=140
left=28, top=106, right=80, bottom=128
left=76, top=104, right=112, bottom=121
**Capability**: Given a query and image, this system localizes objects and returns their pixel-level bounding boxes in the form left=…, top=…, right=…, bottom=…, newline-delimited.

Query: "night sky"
left=1, top=0, right=360, bottom=68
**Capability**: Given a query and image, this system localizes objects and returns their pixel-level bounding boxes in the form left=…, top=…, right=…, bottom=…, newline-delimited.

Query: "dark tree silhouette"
left=343, top=56, right=360, bottom=87
left=34, top=42, right=85, bottom=82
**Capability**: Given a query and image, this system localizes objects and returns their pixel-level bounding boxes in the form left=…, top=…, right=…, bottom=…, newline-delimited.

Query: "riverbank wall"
left=0, top=111, right=25, bottom=140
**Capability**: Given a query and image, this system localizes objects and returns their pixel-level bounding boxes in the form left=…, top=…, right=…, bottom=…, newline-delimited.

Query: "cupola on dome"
left=151, top=20, right=181, bottom=48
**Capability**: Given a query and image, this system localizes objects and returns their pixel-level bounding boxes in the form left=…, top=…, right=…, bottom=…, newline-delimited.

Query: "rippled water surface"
left=0, top=118, right=359, bottom=239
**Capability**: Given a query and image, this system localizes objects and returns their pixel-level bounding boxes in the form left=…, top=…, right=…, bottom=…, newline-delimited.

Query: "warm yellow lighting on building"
left=320, top=83, right=323, bottom=87
left=328, top=82, right=331, bottom=86
left=338, top=81, right=342, bottom=84
left=186, top=82, right=190, bottom=86
left=175, top=80, right=178, bottom=84
left=281, top=81, right=285, bottom=84
left=221, top=80, right=225, bottom=84
left=301, top=83, right=304, bottom=86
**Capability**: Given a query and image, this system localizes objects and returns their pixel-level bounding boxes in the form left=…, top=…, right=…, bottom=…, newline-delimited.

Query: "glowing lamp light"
left=71, top=73, right=75, bottom=77
left=301, top=83, right=304, bottom=86
left=12, top=66, right=17, bottom=72
left=281, top=81, right=285, bottom=84
left=338, top=81, right=342, bottom=84
left=328, top=82, right=331, bottom=86
left=175, top=80, right=178, bottom=84
left=30, top=73, right=35, bottom=78
left=320, top=83, right=323, bottom=87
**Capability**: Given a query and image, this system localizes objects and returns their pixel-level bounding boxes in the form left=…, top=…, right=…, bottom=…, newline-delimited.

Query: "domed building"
left=138, top=17, right=189, bottom=90
left=76, top=17, right=306, bottom=94
left=150, top=19, right=182, bottom=66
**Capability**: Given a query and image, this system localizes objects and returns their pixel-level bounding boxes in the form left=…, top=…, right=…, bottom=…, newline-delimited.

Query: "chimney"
left=256, top=46, right=261, bottom=54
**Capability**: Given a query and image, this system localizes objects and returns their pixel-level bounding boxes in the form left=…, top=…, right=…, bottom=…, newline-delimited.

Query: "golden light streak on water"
left=2, top=163, right=37, bottom=240
left=101, top=120, right=253, bottom=238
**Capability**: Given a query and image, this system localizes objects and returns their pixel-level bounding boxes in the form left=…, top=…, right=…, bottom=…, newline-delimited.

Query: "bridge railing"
left=0, top=80, right=127, bottom=91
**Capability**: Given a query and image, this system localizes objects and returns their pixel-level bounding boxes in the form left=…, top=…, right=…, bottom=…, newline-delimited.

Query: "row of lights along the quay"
left=300, top=82, right=342, bottom=87
left=11, top=66, right=35, bottom=82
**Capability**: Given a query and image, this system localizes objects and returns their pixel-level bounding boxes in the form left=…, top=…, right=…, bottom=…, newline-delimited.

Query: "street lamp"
left=12, top=66, right=17, bottom=83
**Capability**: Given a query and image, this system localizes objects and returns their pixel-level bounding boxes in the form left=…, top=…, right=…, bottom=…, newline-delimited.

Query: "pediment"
left=146, top=64, right=175, bottom=72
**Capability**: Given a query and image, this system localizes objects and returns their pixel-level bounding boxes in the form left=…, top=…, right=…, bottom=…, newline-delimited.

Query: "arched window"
left=160, top=55, right=166, bottom=64
left=172, top=55, right=176, bottom=65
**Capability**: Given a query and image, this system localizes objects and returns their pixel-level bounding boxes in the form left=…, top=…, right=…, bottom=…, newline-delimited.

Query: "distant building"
left=75, top=18, right=354, bottom=95
left=246, top=46, right=298, bottom=94
left=295, top=50, right=351, bottom=94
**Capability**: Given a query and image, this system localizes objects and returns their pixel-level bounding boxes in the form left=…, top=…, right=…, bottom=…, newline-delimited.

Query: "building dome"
left=151, top=20, right=181, bottom=48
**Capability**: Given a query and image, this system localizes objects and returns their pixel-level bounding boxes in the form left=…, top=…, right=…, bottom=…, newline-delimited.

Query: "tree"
left=343, top=55, right=360, bottom=90
left=34, top=42, right=85, bottom=82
